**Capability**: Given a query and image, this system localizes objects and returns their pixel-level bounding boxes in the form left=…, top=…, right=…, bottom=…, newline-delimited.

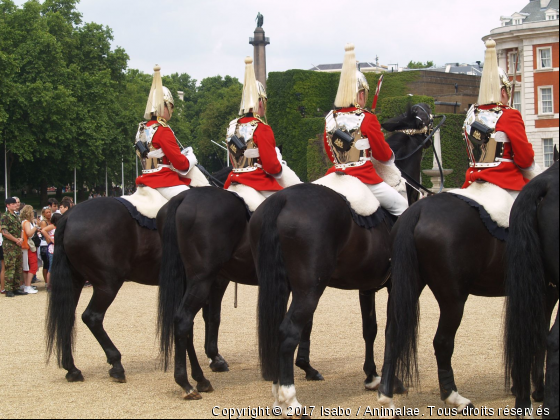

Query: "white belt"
left=495, top=132, right=510, bottom=143
left=335, top=158, right=369, bottom=170
left=496, top=158, right=514, bottom=163
left=142, top=164, right=171, bottom=174
left=355, top=138, right=371, bottom=151
left=232, top=163, right=262, bottom=174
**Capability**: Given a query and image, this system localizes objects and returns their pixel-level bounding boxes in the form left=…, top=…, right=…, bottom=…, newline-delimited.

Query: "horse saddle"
left=448, top=182, right=514, bottom=241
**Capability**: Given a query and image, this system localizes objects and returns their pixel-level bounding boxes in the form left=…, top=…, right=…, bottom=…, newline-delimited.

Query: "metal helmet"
left=144, top=65, right=175, bottom=120
left=240, top=57, right=267, bottom=117
left=334, top=44, right=369, bottom=108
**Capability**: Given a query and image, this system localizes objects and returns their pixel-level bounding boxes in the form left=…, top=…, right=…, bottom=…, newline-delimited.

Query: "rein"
left=196, top=164, right=226, bottom=188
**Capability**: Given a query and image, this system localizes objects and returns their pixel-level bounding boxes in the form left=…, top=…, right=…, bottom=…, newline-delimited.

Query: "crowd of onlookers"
left=1, top=196, right=74, bottom=298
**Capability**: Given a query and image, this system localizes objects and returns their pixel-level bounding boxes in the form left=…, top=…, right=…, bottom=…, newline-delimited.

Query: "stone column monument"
left=249, top=12, right=270, bottom=88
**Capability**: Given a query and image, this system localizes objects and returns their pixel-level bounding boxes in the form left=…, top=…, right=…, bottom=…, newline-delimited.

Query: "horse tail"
left=157, top=195, right=188, bottom=372
left=388, top=203, right=423, bottom=387
left=257, top=194, right=290, bottom=381
left=46, top=215, right=78, bottom=368
left=504, top=177, right=549, bottom=396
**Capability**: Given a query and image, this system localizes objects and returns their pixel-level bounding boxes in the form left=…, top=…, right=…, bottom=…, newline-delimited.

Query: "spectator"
left=60, top=197, right=74, bottom=214
left=39, top=207, right=52, bottom=283
left=20, top=205, right=38, bottom=294
left=1, top=197, right=26, bottom=297
left=42, top=213, right=62, bottom=288
left=47, top=198, right=59, bottom=214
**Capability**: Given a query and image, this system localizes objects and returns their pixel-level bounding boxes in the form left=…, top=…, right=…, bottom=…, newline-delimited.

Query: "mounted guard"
left=322, top=44, right=408, bottom=216
left=224, top=57, right=300, bottom=211
left=135, top=65, right=199, bottom=200
left=462, top=39, right=537, bottom=200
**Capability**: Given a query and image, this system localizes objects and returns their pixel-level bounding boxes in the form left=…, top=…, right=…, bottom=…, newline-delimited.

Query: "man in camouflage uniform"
left=1, top=197, right=26, bottom=297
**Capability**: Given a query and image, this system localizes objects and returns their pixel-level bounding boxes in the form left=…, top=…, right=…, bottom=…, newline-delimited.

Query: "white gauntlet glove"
left=182, top=147, right=198, bottom=169
left=275, top=147, right=286, bottom=165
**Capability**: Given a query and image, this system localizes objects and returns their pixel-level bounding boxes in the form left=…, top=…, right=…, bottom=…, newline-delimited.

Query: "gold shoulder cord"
left=157, top=117, right=169, bottom=127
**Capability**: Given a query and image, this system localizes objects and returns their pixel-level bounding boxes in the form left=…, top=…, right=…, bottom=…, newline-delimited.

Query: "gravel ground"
left=0, top=274, right=556, bottom=419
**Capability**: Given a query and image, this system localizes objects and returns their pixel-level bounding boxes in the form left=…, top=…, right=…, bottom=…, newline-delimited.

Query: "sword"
left=372, top=74, right=384, bottom=112
left=510, top=49, right=520, bottom=108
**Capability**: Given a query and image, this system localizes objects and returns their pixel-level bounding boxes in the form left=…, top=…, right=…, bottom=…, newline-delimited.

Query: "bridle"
left=393, top=105, right=447, bottom=195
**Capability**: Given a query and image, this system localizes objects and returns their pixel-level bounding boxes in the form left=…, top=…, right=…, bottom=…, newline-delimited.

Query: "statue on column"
left=256, top=12, right=264, bottom=28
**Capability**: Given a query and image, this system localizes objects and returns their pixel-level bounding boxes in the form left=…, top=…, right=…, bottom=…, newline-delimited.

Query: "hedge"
left=420, top=113, right=469, bottom=189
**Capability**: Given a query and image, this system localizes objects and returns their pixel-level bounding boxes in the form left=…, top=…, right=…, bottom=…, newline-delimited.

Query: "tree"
left=406, top=60, right=435, bottom=69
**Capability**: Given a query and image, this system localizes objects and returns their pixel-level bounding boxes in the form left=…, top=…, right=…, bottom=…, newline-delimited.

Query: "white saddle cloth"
left=227, top=162, right=302, bottom=213
left=123, top=166, right=210, bottom=219
left=448, top=182, right=513, bottom=228
left=313, top=173, right=380, bottom=217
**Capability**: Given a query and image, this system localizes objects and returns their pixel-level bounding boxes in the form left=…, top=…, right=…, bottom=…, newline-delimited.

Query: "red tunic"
left=323, top=107, right=394, bottom=185
left=224, top=117, right=283, bottom=191
left=135, top=119, right=191, bottom=189
left=462, top=105, right=535, bottom=191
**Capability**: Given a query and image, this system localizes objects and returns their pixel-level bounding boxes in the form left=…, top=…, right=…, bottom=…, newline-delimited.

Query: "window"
left=509, top=52, right=521, bottom=74
left=513, top=19, right=523, bottom=25
left=539, top=87, right=553, bottom=114
left=543, top=139, right=554, bottom=167
left=513, top=91, right=522, bottom=111
left=538, top=48, right=552, bottom=69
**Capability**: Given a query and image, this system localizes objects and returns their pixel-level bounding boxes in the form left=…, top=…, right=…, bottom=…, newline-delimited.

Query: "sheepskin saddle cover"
left=448, top=182, right=513, bottom=229
left=313, top=172, right=380, bottom=217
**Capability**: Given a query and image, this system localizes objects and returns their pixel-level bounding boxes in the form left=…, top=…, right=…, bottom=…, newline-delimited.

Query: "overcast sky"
left=15, top=0, right=529, bottom=83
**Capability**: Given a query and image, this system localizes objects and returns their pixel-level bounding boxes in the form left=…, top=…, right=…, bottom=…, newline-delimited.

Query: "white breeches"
left=366, top=182, right=409, bottom=216
left=506, top=189, right=520, bottom=200
left=156, top=185, right=190, bottom=201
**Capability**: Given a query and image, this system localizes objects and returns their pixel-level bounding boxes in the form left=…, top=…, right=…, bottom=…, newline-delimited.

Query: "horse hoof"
left=209, top=359, right=229, bottom=373
left=197, top=379, right=214, bottom=393
left=66, top=370, right=84, bottom=383
left=532, top=390, right=544, bottom=403
left=182, top=390, right=202, bottom=400
left=305, top=371, right=324, bottom=381
left=466, top=403, right=475, bottom=410
left=109, top=368, right=126, bottom=383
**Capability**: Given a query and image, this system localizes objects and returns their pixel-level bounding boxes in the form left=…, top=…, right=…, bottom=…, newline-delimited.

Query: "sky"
left=14, top=0, right=530, bottom=83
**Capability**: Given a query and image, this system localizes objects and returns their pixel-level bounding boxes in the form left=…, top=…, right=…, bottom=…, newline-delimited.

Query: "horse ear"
left=554, top=145, right=559, bottom=163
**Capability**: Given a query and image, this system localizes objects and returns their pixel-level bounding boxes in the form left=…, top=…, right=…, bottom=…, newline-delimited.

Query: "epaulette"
left=157, top=117, right=169, bottom=128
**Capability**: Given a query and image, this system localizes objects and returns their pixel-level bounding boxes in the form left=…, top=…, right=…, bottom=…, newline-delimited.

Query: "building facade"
left=486, top=0, right=559, bottom=168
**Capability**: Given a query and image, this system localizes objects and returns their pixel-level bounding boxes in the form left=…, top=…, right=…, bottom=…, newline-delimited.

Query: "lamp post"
left=74, top=167, right=77, bottom=204
left=4, top=141, right=8, bottom=199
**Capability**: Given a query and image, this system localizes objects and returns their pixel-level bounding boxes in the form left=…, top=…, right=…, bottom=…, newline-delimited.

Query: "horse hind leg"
left=81, top=282, right=127, bottom=383
left=276, top=293, right=323, bottom=417
left=202, top=277, right=230, bottom=373
left=63, top=279, right=86, bottom=382
left=295, top=317, right=324, bottom=381
left=174, top=280, right=214, bottom=400
left=433, top=297, right=474, bottom=411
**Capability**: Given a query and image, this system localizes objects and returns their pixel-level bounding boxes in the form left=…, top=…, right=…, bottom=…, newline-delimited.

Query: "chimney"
left=541, top=0, right=551, bottom=8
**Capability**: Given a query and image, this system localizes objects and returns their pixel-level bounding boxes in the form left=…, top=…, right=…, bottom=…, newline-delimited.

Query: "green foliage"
left=420, top=113, right=469, bottom=189
left=406, top=60, right=435, bottom=69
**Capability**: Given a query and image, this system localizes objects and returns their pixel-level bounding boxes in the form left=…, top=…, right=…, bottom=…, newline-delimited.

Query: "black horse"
left=45, top=168, right=232, bottom=384
left=378, top=166, right=559, bottom=412
left=250, top=105, right=432, bottom=411
left=156, top=184, right=325, bottom=400
left=505, top=160, right=559, bottom=418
